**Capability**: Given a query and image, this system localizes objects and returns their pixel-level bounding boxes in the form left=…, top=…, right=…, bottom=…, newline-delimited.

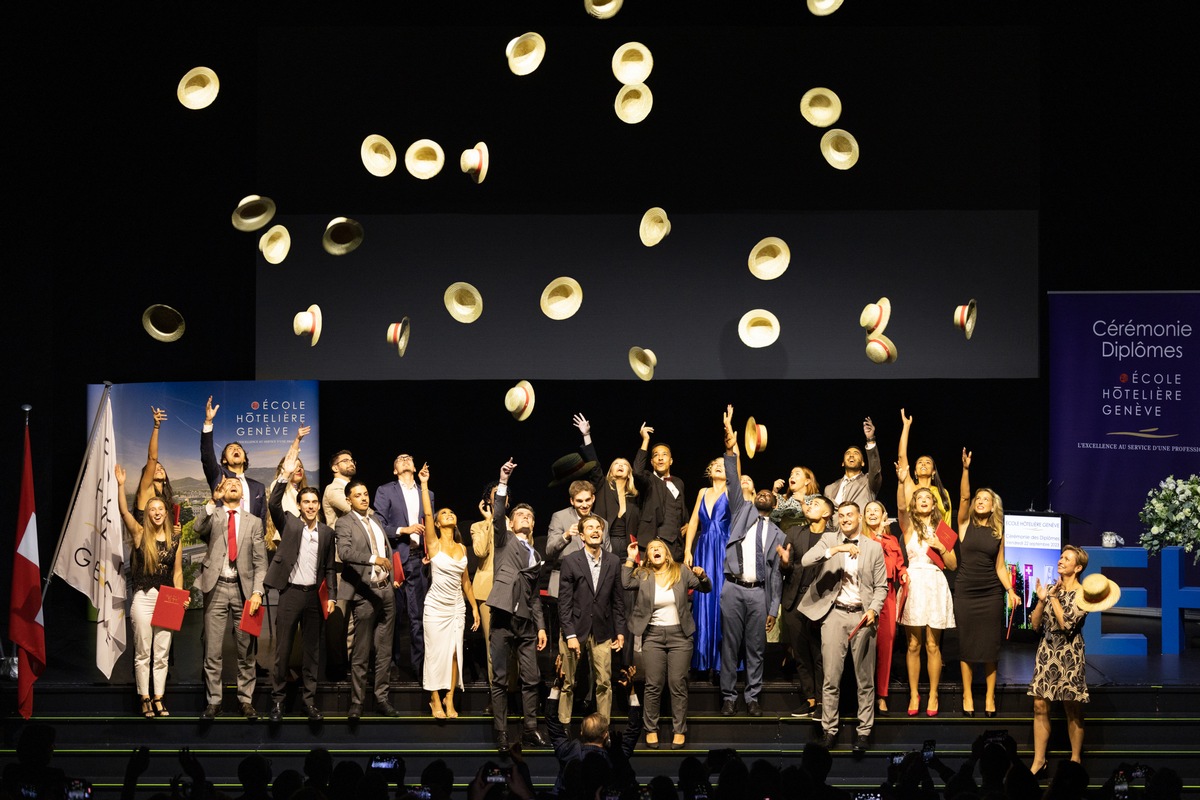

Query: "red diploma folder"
left=239, top=599, right=264, bottom=637
left=150, top=586, right=190, bottom=631
left=318, top=579, right=330, bottom=619
left=392, top=552, right=405, bottom=585
left=925, top=521, right=959, bottom=570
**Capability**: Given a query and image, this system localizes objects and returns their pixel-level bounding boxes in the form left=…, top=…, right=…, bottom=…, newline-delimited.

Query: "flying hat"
left=1075, top=572, right=1122, bottom=613
left=505, top=380, right=535, bottom=421
left=142, top=304, right=185, bottom=343
left=258, top=224, right=291, bottom=264
left=859, top=297, right=891, bottom=334
left=293, top=304, right=322, bottom=347
left=548, top=452, right=598, bottom=487
left=540, top=277, right=583, bottom=320
left=506, top=32, right=546, bottom=76
left=405, top=139, right=445, bottom=179
left=954, top=299, right=977, bottom=340
left=628, top=346, right=657, bottom=381
left=444, top=282, right=483, bottom=323
left=615, top=83, right=653, bottom=124
left=231, top=195, right=276, bottom=232
left=460, top=142, right=490, bottom=183
left=799, top=87, right=842, bottom=128
left=612, top=42, right=653, bottom=85
left=807, top=0, right=844, bottom=15
left=177, top=66, right=219, bottom=110
left=584, top=0, right=623, bottom=18
left=322, top=217, right=364, bottom=255
left=639, top=207, right=670, bottom=246
left=738, top=309, right=781, bottom=348
left=748, top=236, right=791, bottom=280
left=386, top=318, right=411, bottom=357
left=820, top=129, right=860, bottom=170
left=361, top=134, right=398, bottom=177
left=745, top=417, right=768, bottom=459
left=865, top=333, right=898, bottom=364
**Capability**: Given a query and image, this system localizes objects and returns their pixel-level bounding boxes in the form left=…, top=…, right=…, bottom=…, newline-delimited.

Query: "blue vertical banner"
left=1048, top=292, right=1200, bottom=601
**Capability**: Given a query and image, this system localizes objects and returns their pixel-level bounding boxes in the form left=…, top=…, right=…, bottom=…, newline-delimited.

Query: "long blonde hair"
left=633, top=539, right=681, bottom=587
left=606, top=458, right=638, bottom=498
left=971, top=488, right=1005, bottom=540
left=907, top=487, right=939, bottom=541
left=136, top=498, right=176, bottom=576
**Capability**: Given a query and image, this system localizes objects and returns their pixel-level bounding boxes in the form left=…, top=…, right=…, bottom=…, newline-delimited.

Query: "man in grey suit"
left=797, top=501, right=887, bottom=755
left=335, top=480, right=400, bottom=721
left=194, top=477, right=268, bottom=721
left=823, top=417, right=882, bottom=510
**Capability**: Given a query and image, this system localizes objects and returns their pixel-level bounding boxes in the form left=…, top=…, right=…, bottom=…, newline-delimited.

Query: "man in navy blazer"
left=719, top=407, right=786, bottom=717
left=200, top=395, right=267, bottom=525
left=556, top=514, right=626, bottom=725
left=372, top=453, right=430, bottom=682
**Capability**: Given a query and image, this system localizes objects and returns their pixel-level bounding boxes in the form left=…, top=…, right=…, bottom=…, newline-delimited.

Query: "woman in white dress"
left=419, top=465, right=480, bottom=719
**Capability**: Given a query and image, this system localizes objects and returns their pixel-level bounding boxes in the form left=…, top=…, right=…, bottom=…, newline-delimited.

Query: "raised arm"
left=683, top=489, right=704, bottom=568
left=494, top=459, right=515, bottom=551
left=419, top=464, right=437, bottom=555
left=200, top=395, right=222, bottom=490
left=633, top=422, right=653, bottom=478
left=958, top=448, right=972, bottom=530
left=114, top=464, right=144, bottom=547
left=137, top=406, right=167, bottom=509
left=895, top=461, right=910, bottom=534
left=864, top=416, right=882, bottom=495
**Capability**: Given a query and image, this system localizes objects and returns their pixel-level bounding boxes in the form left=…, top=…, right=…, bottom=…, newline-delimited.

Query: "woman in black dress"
left=954, top=449, right=1021, bottom=716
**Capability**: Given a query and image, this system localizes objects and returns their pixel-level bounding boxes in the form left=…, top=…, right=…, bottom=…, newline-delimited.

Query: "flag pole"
left=41, top=382, right=113, bottom=607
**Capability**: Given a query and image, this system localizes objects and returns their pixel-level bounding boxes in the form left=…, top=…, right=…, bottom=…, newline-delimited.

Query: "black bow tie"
left=843, top=538, right=859, bottom=546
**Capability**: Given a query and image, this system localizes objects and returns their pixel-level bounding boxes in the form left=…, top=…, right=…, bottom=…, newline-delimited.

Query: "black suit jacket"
left=780, top=523, right=827, bottom=613
left=201, top=428, right=267, bottom=524
left=632, top=447, right=690, bottom=560
left=558, top=547, right=626, bottom=643
left=546, top=701, right=642, bottom=796
left=264, top=480, right=337, bottom=592
left=487, top=486, right=546, bottom=629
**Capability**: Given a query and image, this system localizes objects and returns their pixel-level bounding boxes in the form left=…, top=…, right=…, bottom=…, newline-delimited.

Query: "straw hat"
left=738, top=309, right=781, bottom=348
left=799, top=87, right=842, bottom=128
left=612, top=42, right=653, bottom=85
left=954, top=299, right=977, bottom=340
left=361, top=134, right=398, bottom=177
left=614, top=83, right=653, bottom=124
left=142, top=304, right=186, bottom=343
left=628, top=346, right=657, bottom=381
left=584, top=0, right=623, bottom=18
left=444, top=282, right=483, bottom=323
left=258, top=225, right=291, bottom=265
left=231, top=195, right=276, bottom=232
left=405, top=139, right=445, bottom=180
left=748, top=237, right=791, bottom=280
left=1075, top=572, right=1121, bottom=613
left=540, top=277, right=583, bottom=320
left=322, top=217, right=364, bottom=255
left=293, top=304, right=322, bottom=347
left=859, top=297, right=891, bottom=334
left=865, top=333, right=898, bottom=364
left=505, top=380, right=535, bottom=421
left=549, top=453, right=598, bottom=487
left=506, top=32, right=546, bottom=76
left=460, top=142, right=490, bottom=184
left=807, top=0, right=844, bottom=15
left=745, top=417, right=768, bottom=459
left=820, top=129, right=860, bottom=170
left=386, top=318, right=411, bottom=357
left=177, top=66, right=219, bottom=110
left=639, top=207, right=670, bottom=246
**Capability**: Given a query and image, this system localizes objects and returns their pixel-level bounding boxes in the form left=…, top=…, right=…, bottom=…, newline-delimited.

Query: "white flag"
left=53, top=393, right=127, bottom=678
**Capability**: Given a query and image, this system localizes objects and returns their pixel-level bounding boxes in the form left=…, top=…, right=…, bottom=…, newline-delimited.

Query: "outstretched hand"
left=639, top=421, right=654, bottom=439
left=151, top=406, right=168, bottom=426
left=205, top=395, right=219, bottom=423
left=419, top=463, right=430, bottom=484
left=900, top=407, right=912, bottom=426
left=500, top=459, right=517, bottom=483
left=863, top=416, right=875, bottom=440
left=573, top=413, right=590, bottom=437
left=962, top=448, right=972, bottom=469
left=115, top=464, right=127, bottom=485
left=776, top=542, right=792, bottom=566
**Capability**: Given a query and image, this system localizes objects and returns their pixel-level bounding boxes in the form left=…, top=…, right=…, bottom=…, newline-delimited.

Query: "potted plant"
left=1139, top=474, right=1200, bottom=564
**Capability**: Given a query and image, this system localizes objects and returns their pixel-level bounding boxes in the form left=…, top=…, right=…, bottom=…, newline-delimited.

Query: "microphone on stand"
left=1046, top=480, right=1066, bottom=513
left=1029, top=479, right=1052, bottom=512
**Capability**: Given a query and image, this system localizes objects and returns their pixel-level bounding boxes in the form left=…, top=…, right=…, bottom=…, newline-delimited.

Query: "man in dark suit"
left=194, top=477, right=268, bottom=721
left=779, top=494, right=835, bottom=719
left=335, top=480, right=401, bottom=721
left=633, top=422, right=690, bottom=563
left=488, top=458, right=549, bottom=751
left=373, top=453, right=429, bottom=683
left=545, top=677, right=642, bottom=797
left=265, top=451, right=338, bottom=723
left=557, top=513, right=626, bottom=725
left=200, top=395, right=267, bottom=525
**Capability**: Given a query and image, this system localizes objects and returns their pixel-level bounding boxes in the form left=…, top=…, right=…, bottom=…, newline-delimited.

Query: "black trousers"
left=489, top=608, right=541, bottom=733
left=784, top=603, right=823, bottom=702
left=272, top=584, right=324, bottom=705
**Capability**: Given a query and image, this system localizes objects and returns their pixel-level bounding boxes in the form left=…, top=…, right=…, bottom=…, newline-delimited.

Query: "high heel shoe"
left=962, top=710, right=975, bottom=718
left=152, top=697, right=170, bottom=717
left=907, top=696, right=921, bottom=717
left=1032, top=763, right=1048, bottom=779
left=984, top=710, right=997, bottom=718
left=926, top=696, right=939, bottom=717
left=140, top=697, right=155, bottom=719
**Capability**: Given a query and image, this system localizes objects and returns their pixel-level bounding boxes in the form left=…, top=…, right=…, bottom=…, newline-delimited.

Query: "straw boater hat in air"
left=386, top=318, right=410, bottom=357
left=444, top=282, right=483, bottom=323
left=405, top=139, right=445, bottom=180
left=361, top=134, right=398, bottom=177
left=954, top=299, right=978, bottom=340
left=615, top=83, right=653, bottom=124
left=142, top=305, right=186, bottom=343
left=506, top=32, right=546, bottom=76
left=258, top=225, right=291, bottom=264
left=548, top=452, right=598, bottom=487
left=859, top=297, right=892, bottom=335
left=799, top=87, right=842, bottom=128
left=865, top=333, right=898, bottom=364
left=322, top=217, right=364, bottom=255
left=748, top=237, right=791, bottom=280
left=584, top=0, right=622, bottom=19
left=505, top=380, right=535, bottom=422
left=460, top=142, right=490, bottom=184
left=639, top=208, right=671, bottom=246
left=745, top=417, right=768, bottom=459
left=177, top=66, right=219, bottom=110
left=738, top=309, right=781, bottom=348
left=540, top=277, right=583, bottom=320
left=231, top=195, right=276, bottom=232
left=628, top=346, right=657, bottom=381
left=612, top=42, right=653, bottom=85
left=1075, top=572, right=1121, bottom=613
left=820, top=129, right=860, bottom=170
left=807, top=0, right=844, bottom=16
left=293, top=305, right=322, bottom=347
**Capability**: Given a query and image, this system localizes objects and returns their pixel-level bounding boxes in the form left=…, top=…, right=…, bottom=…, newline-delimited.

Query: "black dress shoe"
left=347, top=705, right=362, bottom=723
left=790, top=706, right=814, bottom=719
left=962, top=709, right=976, bottom=718
left=852, top=735, right=869, bottom=756
left=269, top=702, right=284, bottom=723
left=746, top=700, right=763, bottom=717
left=376, top=701, right=402, bottom=717
left=521, top=729, right=549, bottom=747
left=984, top=710, right=997, bottom=718
left=814, top=731, right=836, bottom=750
left=495, top=731, right=510, bottom=752
left=720, top=699, right=737, bottom=716
left=304, top=704, right=324, bottom=723
left=241, top=702, right=259, bottom=721
left=200, top=704, right=222, bottom=721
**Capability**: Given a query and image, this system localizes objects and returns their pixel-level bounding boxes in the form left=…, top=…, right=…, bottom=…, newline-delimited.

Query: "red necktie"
left=228, top=509, right=238, bottom=562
